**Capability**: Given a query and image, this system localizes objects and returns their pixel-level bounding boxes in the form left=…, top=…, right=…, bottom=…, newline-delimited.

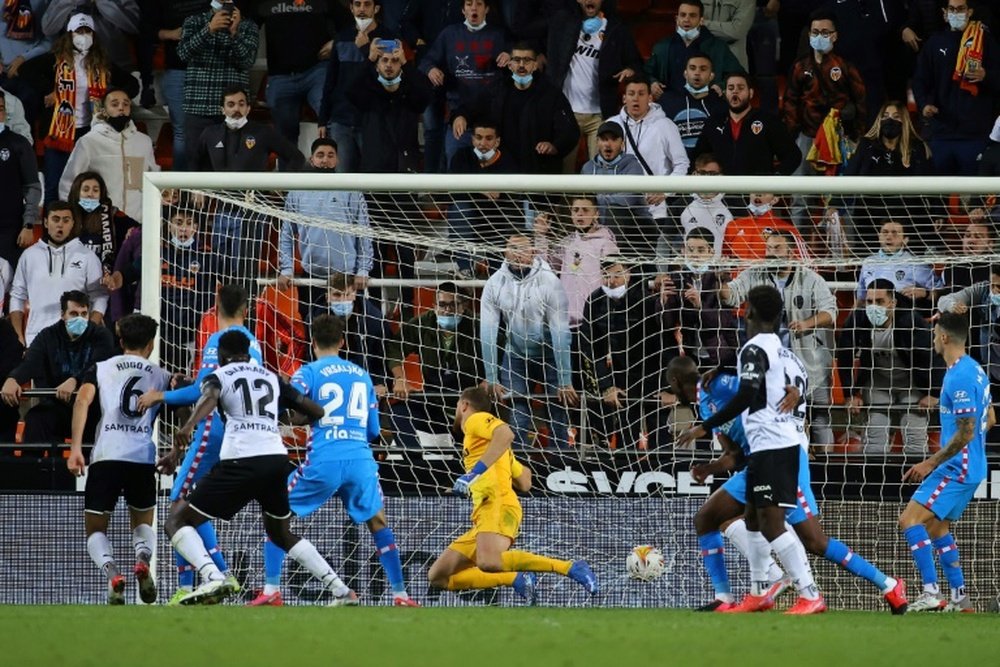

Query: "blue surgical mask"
left=685, top=261, right=709, bottom=275
left=684, top=82, right=709, bottom=95
left=378, top=74, right=402, bottom=87
left=79, top=198, right=100, bottom=213
left=464, top=19, right=486, bottom=31
left=748, top=202, right=771, bottom=216
left=866, top=304, right=889, bottom=327
left=512, top=72, right=533, bottom=86
left=329, top=300, right=353, bottom=317
left=473, top=147, right=496, bottom=162
left=582, top=16, right=603, bottom=35
left=809, top=34, right=833, bottom=54
left=65, top=316, right=88, bottom=337
left=598, top=153, right=624, bottom=166
left=677, top=26, right=700, bottom=41
left=947, top=13, right=968, bottom=31
left=990, top=293, right=1000, bottom=307
left=437, top=313, right=462, bottom=330
left=171, top=235, right=196, bottom=249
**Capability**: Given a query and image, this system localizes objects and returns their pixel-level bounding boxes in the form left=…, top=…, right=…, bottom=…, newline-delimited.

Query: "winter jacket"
left=913, top=27, right=1000, bottom=140
left=0, top=125, right=40, bottom=229
left=782, top=52, right=867, bottom=139
left=318, top=23, right=396, bottom=128
left=939, top=282, right=1000, bottom=380
left=644, top=28, right=744, bottom=93
left=580, top=153, right=647, bottom=213
left=7, top=318, right=114, bottom=404
left=1, top=90, right=32, bottom=143
left=608, top=104, right=689, bottom=218
left=836, top=307, right=942, bottom=399
left=659, top=88, right=728, bottom=159
left=722, top=265, right=838, bottom=395
left=9, top=238, right=107, bottom=345
left=548, top=225, right=619, bottom=325
left=195, top=120, right=304, bottom=172
left=160, top=236, right=219, bottom=333
left=481, top=257, right=572, bottom=387
left=280, top=187, right=373, bottom=278
left=58, top=120, right=158, bottom=221
left=546, top=10, right=642, bottom=119
left=347, top=63, right=433, bottom=174
left=418, top=21, right=507, bottom=117
left=385, top=310, right=483, bottom=392
left=455, top=75, right=580, bottom=174
left=693, top=108, right=801, bottom=175
left=844, top=136, right=931, bottom=176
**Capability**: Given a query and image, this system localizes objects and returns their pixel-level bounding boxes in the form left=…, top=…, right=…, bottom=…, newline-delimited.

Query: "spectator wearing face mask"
left=723, top=193, right=808, bottom=261
left=658, top=152, right=731, bottom=264
left=856, top=219, right=942, bottom=317
left=58, top=88, right=158, bottom=222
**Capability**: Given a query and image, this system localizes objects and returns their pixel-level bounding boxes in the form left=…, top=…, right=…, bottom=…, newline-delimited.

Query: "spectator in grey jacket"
left=720, top=230, right=838, bottom=447
left=277, top=138, right=373, bottom=319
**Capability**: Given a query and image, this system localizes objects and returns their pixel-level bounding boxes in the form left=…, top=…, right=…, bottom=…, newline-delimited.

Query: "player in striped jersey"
left=68, top=314, right=170, bottom=604
left=900, top=312, right=994, bottom=612
left=164, top=331, right=355, bottom=606
left=137, top=284, right=263, bottom=604
left=670, top=355, right=907, bottom=614
left=248, top=315, right=418, bottom=607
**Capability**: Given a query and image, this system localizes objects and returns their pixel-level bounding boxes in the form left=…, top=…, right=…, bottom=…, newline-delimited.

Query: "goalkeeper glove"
left=453, top=461, right=488, bottom=497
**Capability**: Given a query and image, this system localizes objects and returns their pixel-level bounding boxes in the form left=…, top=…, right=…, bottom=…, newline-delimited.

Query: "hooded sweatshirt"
left=9, top=238, right=108, bottom=345
left=480, top=257, right=572, bottom=387
left=552, top=225, right=619, bottom=326
left=279, top=187, right=374, bottom=278
left=58, top=119, right=159, bottom=221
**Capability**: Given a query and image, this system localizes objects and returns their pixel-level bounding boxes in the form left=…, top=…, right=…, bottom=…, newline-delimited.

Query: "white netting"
left=134, top=174, right=1000, bottom=608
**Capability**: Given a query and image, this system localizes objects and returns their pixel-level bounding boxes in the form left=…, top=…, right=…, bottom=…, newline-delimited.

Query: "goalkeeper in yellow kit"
left=427, top=387, right=598, bottom=602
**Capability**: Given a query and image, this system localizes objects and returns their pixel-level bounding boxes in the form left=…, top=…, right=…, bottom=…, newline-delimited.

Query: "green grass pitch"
left=4, top=606, right=998, bottom=667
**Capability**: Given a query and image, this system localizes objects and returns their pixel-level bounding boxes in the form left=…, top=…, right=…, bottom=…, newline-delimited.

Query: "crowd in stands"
left=1, top=0, right=1000, bottom=457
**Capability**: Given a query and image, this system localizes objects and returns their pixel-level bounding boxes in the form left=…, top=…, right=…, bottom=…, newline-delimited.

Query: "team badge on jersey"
left=245, top=136, right=256, bottom=150
left=830, top=66, right=842, bottom=82
left=189, top=261, right=201, bottom=274
left=751, top=120, right=763, bottom=135
left=0, top=148, right=9, bottom=161
left=895, top=269, right=905, bottom=281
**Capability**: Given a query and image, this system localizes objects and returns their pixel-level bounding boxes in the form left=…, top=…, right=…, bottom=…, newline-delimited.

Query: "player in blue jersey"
left=247, top=314, right=419, bottom=607
left=138, top=284, right=264, bottom=604
left=900, top=311, right=994, bottom=613
left=669, top=355, right=908, bottom=614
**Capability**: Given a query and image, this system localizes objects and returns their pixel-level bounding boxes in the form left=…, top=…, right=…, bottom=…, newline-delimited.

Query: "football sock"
left=372, top=527, right=407, bottom=595
left=87, top=532, right=118, bottom=581
left=170, top=526, right=223, bottom=583
left=175, top=550, right=195, bottom=589
left=697, top=531, right=731, bottom=600
left=132, top=524, right=155, bottom=564
left=823, top=537, right=888, bottom=591
left=500, top=550, right=572, bottom=575
left=196, top=521, right=229, bottom=573
left=903, top=525, right=938, bottom=590
left=746, top=530, right=773, bottom=597
left=932, top=534, right=965, bottom=596
left=288, top=538, right=349, bottom=597
left=263, top=536, right=286, bottom=590
left=446, top=568, right=517, bottom=590
left=771, top=530, right=819, bottom=600
left=724, top=520, right=783, bottom=583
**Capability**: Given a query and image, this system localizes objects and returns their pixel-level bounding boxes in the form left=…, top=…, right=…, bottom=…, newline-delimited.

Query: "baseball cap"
left=597, top=121, right=624, bottom=139
left=67, top=13, right=96, bottom=32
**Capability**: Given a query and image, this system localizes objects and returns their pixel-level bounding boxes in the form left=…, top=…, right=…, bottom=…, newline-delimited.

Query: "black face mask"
left=880, top=118, right=903, bottom=140
left=107, top=115, right=130, bottom=132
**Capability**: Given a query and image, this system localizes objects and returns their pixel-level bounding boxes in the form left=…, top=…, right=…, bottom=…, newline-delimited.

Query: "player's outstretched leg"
left=129, top=510, right=157, bottom=604
left=266, top=516, right=357, bottom=607
left=792, top=517, right=907, bottom=614
left=899, top=501, right=947, bottom=612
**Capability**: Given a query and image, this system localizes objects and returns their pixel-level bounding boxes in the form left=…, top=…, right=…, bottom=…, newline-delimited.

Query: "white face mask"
left=72, top=33, right=93, bottom=54
left=602, top=284, right=627, bottom=299
left=473, top=147, right=496, bottom=161
left=748, top=202, right=772, bottom=216
left=464, top=19, right=487, bottom=31
left=685, top=261, right=709, bottom=274
left=355, top=17, right=374, bottom=31
left=224, top=115, right=248, bottom=130
left=171, top=235, right=196, bottom=249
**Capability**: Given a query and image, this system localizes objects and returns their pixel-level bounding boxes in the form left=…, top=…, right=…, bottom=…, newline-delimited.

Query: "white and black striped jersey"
left=202, top=362, right=303, bottom=460
left=737, top=333, right=809, bottom=453
left=88, top=355, right=170, bottom=464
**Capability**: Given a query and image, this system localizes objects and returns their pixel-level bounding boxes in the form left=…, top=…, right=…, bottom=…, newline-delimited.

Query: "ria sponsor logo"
left=545, top=467, right=709, bottom=495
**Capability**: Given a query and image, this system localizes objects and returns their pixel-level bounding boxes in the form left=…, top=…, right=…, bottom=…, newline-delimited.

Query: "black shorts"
left=746, top=445, right=800, bottom=509
left=187, top=454, right=291, bottom=521
left=84, top=461, right=156, bottom=514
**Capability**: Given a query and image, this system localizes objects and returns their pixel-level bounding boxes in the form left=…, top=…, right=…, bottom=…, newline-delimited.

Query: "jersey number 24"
left=318, top=382, right=369, bottom=428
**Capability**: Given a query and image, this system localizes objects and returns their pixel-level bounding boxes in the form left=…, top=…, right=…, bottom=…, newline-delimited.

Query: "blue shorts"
left=910, top=469, right=979, bottom=521
left=720, top=447, right=819, bottom=525
left=286, top=457, right=384, bottom=524
left=169, top=415, right=223, bottom=502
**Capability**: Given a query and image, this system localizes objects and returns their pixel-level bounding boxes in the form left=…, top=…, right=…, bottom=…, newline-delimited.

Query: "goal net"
left=15, top=173, right=996, bottom=608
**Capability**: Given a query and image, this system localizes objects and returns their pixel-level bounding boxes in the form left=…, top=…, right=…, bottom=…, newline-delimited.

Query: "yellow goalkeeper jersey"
left=462, top=411, right=520, bottom=508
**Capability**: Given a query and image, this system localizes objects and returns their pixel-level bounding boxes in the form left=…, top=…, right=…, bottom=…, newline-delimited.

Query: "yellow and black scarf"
left=42, top=56, right=108, bottom=152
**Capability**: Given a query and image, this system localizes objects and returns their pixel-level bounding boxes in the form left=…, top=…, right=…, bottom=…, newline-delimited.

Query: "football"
left=626, top=545, right=665, bottom=581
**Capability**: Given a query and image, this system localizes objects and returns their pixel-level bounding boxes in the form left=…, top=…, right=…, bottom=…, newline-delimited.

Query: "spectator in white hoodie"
left=663, top=152, right=732, bottom=260
left=481, top=234, right=578, bottom=450
left=8, top=201, right=107, bottom=346
left=58, top=88, right=158, bottom=221
left=607, top=75, right=689, bottom=254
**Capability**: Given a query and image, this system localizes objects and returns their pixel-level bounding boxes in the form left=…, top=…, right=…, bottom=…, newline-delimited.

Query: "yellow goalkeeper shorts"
left=447, top=499, right=522, bottom=560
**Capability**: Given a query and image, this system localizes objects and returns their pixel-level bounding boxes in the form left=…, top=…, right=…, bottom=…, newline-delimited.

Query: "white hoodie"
left=58, top=119, right=158, bottom=221
left=9, top=238, right=108, bottom=345
left=609, top=102, right=690, bottom=218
